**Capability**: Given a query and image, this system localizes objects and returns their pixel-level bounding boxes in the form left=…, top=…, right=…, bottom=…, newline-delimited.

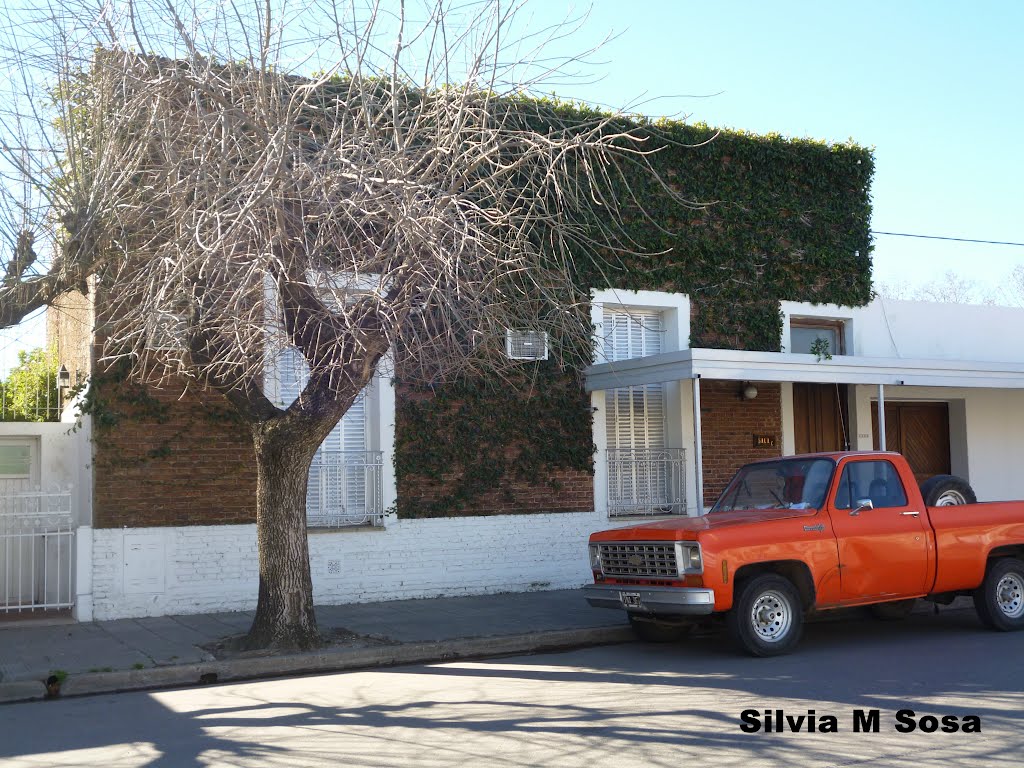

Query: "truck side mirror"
left=850, top=498, right=874, bottom=516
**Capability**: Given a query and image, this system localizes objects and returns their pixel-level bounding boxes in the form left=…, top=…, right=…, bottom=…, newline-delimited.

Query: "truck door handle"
left=900, top=511, right=920, bottom=517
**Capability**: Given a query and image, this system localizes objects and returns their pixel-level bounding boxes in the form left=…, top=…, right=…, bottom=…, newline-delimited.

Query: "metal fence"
left=0, top=347, right=62, bottom=423
left=307, top=451, right=384, bottom=528
left=0, top=488, right=74, bottom=612
left=607, top=448, right=687, bottom=517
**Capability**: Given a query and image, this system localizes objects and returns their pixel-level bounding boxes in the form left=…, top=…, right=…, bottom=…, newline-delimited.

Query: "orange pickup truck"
left=584, top=451, right=1024, bottom=655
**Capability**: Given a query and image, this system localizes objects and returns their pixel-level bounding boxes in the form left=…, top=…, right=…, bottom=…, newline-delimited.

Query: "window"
left=272, top=346, right=378, bottom=526
left=790, top=318, right=845, bottom=356
left=603, top=307, right=666, bottom=451
left=603, top=307, right=676, bottom=515
left=712, top=458, right=835, bottom=512
left=834, top=460, right=908, bottom=510
left=0, top=442, right=31, bottom=479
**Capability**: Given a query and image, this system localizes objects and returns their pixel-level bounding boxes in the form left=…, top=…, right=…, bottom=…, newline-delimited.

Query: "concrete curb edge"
left=1, top=624, right=634, bottom=704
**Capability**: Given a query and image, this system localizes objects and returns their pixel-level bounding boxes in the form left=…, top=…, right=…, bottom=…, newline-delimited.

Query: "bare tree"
left=1, top=0, right=680, bottom=648
left=876, top=270, right=994, bottom=305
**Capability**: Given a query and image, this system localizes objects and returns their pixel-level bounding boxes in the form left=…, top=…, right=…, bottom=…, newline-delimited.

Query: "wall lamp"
left=740, top=382, right=758, bottom=401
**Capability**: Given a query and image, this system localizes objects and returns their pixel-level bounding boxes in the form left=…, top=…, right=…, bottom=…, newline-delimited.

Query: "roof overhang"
left=584, top=348, right=1024, bottom=392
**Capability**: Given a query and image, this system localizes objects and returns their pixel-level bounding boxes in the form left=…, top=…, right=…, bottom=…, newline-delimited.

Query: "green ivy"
left=396, top=115, right=874, bottom=517
left=395, top=362, right=594, bottom=517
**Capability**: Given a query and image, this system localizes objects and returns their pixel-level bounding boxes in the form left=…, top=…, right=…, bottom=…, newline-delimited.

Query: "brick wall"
left=47, top=288, right=94, bottom=387
left=700, top=380, right=782, bottom=506
left=397, top=467, right=594, bottom=517
left=92, top=383, right=257, bottom=528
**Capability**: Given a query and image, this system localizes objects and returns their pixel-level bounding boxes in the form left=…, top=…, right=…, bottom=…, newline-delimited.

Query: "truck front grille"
left=598, top=542, right=678, bottom=579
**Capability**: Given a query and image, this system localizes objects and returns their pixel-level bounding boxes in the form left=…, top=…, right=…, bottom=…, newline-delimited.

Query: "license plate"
left=619, top=591, right=642, bottom=608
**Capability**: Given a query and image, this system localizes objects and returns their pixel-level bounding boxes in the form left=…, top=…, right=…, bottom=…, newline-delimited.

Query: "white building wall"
left=90, top=511, right=615, bottom=620
left=851, top=384, right=1024, bottom=503
left=0, top=422, right=86, bottom=505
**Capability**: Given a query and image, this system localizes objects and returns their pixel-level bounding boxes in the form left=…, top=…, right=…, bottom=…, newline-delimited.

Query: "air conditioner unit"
left=146, top=312, right=187, bottom=352
left=505, top=329, right=549, bottom=361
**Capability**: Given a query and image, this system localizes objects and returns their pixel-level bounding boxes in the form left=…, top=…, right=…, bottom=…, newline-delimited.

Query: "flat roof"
left=584, top=348, right=1024, bottom=392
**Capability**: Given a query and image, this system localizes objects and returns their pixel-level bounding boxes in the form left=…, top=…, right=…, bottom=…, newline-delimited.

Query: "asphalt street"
left=1, top=608, right=1021, bottom=767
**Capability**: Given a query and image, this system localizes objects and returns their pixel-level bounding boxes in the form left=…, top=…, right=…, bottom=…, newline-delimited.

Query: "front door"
left=827, top=457, right=931, bottom=600
left=872, top=402, right=951, bottom=484
left=793, top=383, right=849, bottom=453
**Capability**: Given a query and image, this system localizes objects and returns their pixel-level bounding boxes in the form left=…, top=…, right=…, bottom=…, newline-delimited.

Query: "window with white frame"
left=273, top=347, right=380, bottom=527
left=789, top=318, right=847, bottom=356
left=0, top=438, right=37, bottom=495
left=602, top=307, right=674, bottom=514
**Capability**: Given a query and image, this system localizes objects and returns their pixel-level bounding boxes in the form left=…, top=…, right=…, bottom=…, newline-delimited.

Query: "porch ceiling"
left=584, top=348, right=1024, bottom=392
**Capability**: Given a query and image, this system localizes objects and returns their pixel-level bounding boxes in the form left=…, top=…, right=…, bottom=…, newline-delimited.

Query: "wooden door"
left=872, top=402, right=950, bottom=484
left=793, top=383, right=849, bottom=454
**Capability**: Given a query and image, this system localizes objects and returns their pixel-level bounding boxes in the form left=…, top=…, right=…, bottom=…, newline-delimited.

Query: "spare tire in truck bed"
left=920, top=474, right=977, bottom=506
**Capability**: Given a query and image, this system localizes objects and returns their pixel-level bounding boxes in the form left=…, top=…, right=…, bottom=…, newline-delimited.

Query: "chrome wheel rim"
left=934, top=490, right=967, bottom=506
left=996, top=572, right=1024, bottom=618
left=750, top=590, right=792, bottom=642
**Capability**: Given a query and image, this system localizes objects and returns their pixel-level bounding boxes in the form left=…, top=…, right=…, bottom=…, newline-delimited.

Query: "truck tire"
left=628, top=615, right=692, bottom=643
left=869, top=598, right=917, bottom=621
left=974, top=558, right=1024, bottom=631
left=727, top=574, right=804, bottom=656
left=920, top=475, right=976, bottom=506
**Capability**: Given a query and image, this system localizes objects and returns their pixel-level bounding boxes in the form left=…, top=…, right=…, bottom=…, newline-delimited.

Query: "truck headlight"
left=589, top=543, right=602, bottom=572
left=676, top=542, right=703, bottom=575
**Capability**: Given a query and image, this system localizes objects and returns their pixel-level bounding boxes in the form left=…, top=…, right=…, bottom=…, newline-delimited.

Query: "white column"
left=73, top=525, right=93, bottom=622
left=692, top=376, right=704, bottom=515
left=877, top=383, right=886, bottom=451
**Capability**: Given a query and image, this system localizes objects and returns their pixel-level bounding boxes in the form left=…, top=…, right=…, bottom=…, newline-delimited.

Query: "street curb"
left=0, top=681, right=46, bottom=704
left=0, top=624, right=633, bottom=704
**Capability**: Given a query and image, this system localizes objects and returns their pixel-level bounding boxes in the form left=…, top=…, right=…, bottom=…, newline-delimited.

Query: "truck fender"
left=732, top=561, right=817, bottom=611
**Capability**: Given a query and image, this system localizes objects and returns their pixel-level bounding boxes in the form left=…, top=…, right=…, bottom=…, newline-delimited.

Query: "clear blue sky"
left=2, top=0, right=1022, bottom=373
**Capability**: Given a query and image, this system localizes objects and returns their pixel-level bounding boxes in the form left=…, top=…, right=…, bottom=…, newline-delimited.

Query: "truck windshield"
left=711, top=458, right=835, bottom=513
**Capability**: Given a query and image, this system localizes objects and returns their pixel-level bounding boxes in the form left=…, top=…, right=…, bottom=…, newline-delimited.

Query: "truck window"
left=712, top=458, right=835, bottom=512
left=834, top=460, right=908, bottom=509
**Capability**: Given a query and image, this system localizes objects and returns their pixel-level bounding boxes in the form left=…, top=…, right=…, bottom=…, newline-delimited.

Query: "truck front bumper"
left=583, top=584, right=716, bottom=615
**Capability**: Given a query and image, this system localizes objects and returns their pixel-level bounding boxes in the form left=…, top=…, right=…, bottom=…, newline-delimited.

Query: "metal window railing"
left=307, top=451, right=384, bottom=528
left=0, top=488, right=74, bottom=612
left=607, top=448, right=686, bottom=517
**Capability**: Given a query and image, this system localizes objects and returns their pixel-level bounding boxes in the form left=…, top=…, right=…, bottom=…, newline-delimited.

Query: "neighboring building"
left=7, top=118, right=1020, bottom=622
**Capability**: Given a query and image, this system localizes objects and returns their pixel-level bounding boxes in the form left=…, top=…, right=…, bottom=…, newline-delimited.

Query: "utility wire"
left=872, top=230, right=1024, bottom=248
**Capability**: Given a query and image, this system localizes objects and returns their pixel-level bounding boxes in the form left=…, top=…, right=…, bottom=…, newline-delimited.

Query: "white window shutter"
left=602, top=308, right=666, bottom=451
left=270, top=346, right=368, bottom=520
left=602, top=307, right=668, bottom=510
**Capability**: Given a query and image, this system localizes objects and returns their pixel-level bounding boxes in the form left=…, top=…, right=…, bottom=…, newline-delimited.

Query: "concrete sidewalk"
left=0, top=589, right=631, bottom=703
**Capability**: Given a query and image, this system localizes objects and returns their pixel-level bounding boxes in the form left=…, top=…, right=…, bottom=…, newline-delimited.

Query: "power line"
left=872, top=230, right=1024, bottom=248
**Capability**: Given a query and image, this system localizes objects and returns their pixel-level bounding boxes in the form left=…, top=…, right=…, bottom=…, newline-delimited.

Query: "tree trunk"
left=244, top=417, right=323, bottom=650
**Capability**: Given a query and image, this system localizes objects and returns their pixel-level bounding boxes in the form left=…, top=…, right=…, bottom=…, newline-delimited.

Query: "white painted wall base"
left=89, top=511, right=623, bottom=620
left=73, top=525, right=94, bottom=621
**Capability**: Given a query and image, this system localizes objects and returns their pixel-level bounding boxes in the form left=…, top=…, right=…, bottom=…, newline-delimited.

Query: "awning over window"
left=584, top=348, right=1024, bottom=392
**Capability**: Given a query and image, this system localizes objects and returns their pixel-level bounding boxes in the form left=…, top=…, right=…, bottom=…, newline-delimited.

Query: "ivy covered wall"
left=395, top=117, right=874, bottom=517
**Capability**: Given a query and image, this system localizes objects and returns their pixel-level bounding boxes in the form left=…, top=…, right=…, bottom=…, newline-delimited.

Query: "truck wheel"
left=628, top=615, right=692, bottom=643
left=869, top=598, right=917, bottom=621
left=727, top=574, right=804, bottom=656
left=919, top=475, right=976, bottom=506
left=974, top=558, right=1024, bottom=631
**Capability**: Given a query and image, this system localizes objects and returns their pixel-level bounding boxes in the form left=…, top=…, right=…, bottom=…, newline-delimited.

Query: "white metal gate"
left=0, top=489, right=74, bottom=612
